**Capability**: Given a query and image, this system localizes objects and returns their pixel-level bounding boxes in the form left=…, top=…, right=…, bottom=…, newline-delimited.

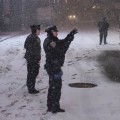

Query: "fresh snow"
left=0, top=28, right=120, bottom=120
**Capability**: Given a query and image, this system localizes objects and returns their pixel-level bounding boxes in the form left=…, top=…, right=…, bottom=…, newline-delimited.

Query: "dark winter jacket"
left=98, top=20, right=110, bottom=33
left=43, top=33, right=74, bottom=73
left=24, top=34, right=41, bottom=63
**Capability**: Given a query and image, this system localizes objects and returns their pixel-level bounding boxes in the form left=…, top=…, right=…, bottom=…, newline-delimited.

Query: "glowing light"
left=92, top=6, right=97, bottom=9
left=68, top=15, right=77, bottom=20
left=69, top=15, right=72, bottom=18
left=73, top=15, right=76, bottom=18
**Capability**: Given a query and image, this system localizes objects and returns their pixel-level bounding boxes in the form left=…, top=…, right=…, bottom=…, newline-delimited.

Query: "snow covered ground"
left=0, top=28, right=120, bottom=120
left=0, top=32, right=21, bottom=42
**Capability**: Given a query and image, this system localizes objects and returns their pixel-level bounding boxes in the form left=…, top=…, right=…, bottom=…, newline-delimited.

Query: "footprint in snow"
left=75, top=57, right=81, bottom=59
left=15, top=113, right=25, bottom=118
left=7, top=100, right=18, bottom=107
left=88, top=69, right=95, bottom=71
left=68, top=61, right=73, bottom=63
left=1, top=110, right=7, bottom=113
left=76, top=58, right=82, bottom=61
left=40, top=111, right=54, bottom=120
left=0, top=91, right=5, bottom=95
left=19, top=105, right=26, bottom=110
left=8, top=94, right=12, bottom=98
left=24, top=98, right=33, bottom=104
left=76, top=57, right=83, bottom=61
left=40, top=101, right=43, bottom=103
left=84, top=55, right=88, bottom=58
left=72, top=74, right=77, bottom=76
left=67, top=63, right=74, bottom=66
left=5, top=113, right=12, bottom=116
left=86, top=71, right=91, bottom=74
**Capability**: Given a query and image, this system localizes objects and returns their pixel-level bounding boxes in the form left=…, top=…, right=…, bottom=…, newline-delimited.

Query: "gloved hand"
left=65, top=29, right=78, bottom=42
left=70, top=29, right=78, bottom=36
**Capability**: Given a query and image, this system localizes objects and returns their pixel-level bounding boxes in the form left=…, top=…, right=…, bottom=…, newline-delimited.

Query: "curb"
left=0, top=32, right=25, bottom=42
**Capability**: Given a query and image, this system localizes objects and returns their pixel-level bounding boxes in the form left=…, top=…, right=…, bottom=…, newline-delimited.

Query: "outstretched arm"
left=59, top=29, right=78, bottom=53
left=64, top=28, right=78, bottom=42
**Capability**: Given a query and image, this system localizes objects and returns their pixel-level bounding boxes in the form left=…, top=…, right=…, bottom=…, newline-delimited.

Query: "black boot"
left=34, top=89, right=39, bottom=93
left=28, top=89, right=39, bottom=94
left=57, top=108, right=65, bottom=112
left=104, top=42, right=107, bottom=44
left=52, top=108, right=65, bottom=113
left=47, top=108, right=52, bottom=112
left=52, top=109, right=58, bottom=113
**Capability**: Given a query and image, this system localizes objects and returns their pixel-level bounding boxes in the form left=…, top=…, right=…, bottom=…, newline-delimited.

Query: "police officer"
left=43, top=26, right=77, bottom=113
left=24, top=25, right=41, bottom=94
left=98, top=17, right=110, bottom=45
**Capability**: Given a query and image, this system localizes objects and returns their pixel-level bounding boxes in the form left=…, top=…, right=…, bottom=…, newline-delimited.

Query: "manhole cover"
left=69, top=83, right=97, bottom=88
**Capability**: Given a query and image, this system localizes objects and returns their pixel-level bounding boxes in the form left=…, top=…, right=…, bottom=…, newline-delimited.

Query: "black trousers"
left=46, top=69, right=63, bottom=110
left=26, top=61, right=40, bottom=91
left=99, top=32, right=108, bottom=44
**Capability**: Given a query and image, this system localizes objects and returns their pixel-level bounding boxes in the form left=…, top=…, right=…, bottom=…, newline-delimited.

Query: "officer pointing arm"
left=43, top=25, right=78, bottom=113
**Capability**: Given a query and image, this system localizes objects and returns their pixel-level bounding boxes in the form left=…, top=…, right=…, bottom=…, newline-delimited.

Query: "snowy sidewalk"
left=0, top=29, right=120, bottom=120
left=0, top=31, right=27, bottom=42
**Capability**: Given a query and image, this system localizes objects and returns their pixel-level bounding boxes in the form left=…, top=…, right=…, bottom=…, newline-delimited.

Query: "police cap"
left=30, top=24, right=41, bottom=31
left=45, top=25, right=58, bottom=33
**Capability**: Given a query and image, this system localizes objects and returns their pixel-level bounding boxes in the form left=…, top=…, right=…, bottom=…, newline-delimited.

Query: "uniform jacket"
left=43, top=33, right=74, bottom=72
left=98, top=20, right=110, bottom=33
left=24, top=34, right=41, bottom=63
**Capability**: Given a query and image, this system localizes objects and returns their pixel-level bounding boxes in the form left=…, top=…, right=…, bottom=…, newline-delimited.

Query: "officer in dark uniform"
left=98, top=17, right=110, bottom=45
left=24, top=25, right=41, bottom=94
left=43, top=26, right=77, bottom=113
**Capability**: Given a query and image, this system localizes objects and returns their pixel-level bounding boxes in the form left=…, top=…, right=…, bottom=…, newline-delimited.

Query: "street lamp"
left=69, top=15, right=72, bottom=19
left=68, top=15, right=76, bottom=20
left=92, top=6, right=97, bottom=9
left=73, top=15, right=76, bottom=18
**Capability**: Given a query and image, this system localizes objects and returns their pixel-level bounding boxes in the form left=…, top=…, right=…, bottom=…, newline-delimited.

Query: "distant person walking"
left=24, top=25, right=41, bottom=94
left=98, top=17, right=110, bottom=45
